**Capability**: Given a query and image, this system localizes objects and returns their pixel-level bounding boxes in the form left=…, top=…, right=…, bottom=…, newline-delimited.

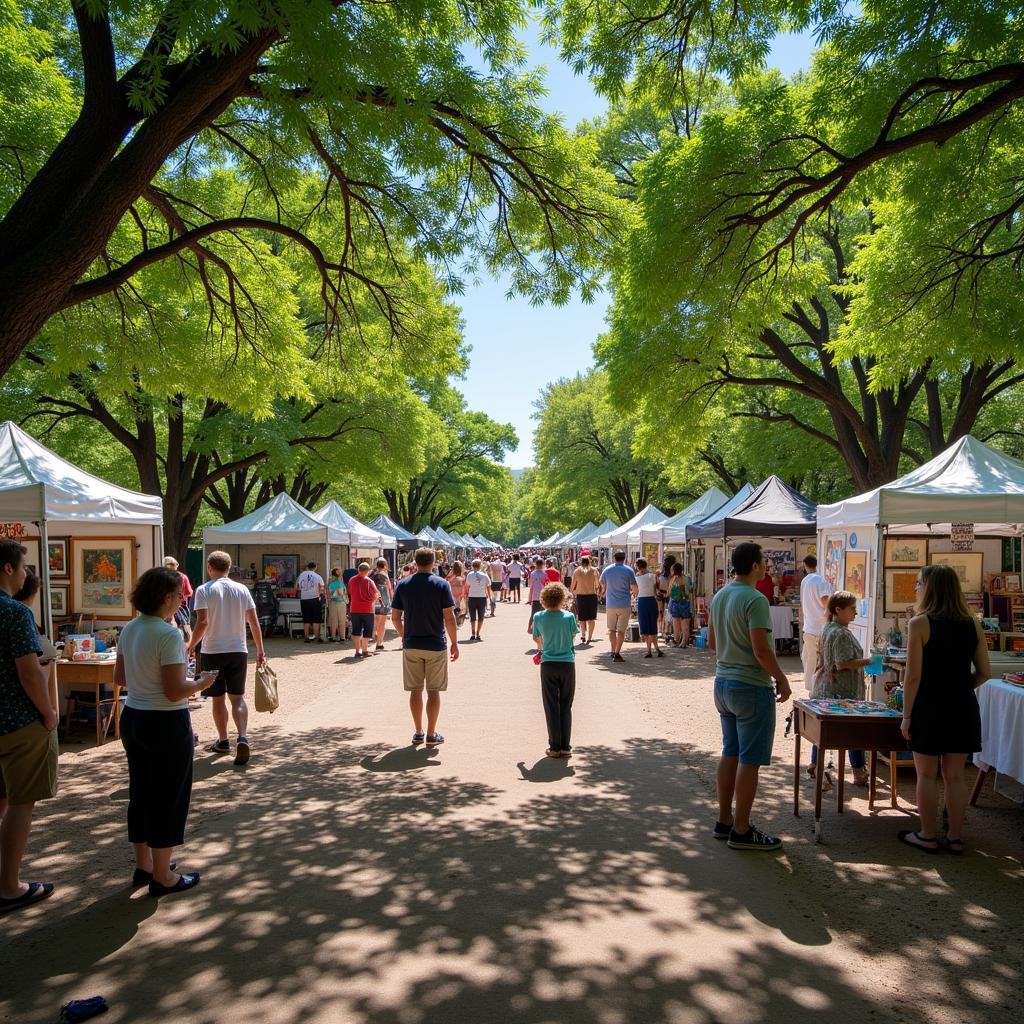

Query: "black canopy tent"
left=687, top=475, right=817, bottom=541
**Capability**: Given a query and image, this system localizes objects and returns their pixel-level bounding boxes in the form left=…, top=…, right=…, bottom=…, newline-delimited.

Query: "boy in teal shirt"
left=531, top=582, right=580, bottom=757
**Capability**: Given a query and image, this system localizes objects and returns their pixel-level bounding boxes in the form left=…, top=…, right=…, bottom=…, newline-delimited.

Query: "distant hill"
left=508, top=467, right=529, bottom=480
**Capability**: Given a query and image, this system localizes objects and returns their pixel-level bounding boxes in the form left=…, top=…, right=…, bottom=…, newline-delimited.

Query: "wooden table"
left=793, top=699, right=908, bottom=842
left=57, top=659, right=120, bottom=745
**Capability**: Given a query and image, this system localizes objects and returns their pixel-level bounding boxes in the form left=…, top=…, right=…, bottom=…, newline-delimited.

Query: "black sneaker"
left=727, top=826, right=783, bottom=851
left=712, top=821, right=732, bottom=841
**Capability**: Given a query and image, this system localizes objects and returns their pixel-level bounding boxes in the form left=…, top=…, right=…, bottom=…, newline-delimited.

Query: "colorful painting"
left=262, top=554, right=299, bottom=586
left=823, top=535, right=846, bottom=592
left=50, top=585, right=69, bottom=616
left=71, top=537, right=136, bottom=619
left=47, top=538, right=68, bottom=578
left=884, top=568, right=919, bottom=616
left=929, top=551, right=984, bottom=594
left=798, top=698, right=901, bottom=718
left=763, top=547, right=796, bottom=581
left=844, top=549, right=869, bottom=603
left=884, top=537, right=928, bottom=567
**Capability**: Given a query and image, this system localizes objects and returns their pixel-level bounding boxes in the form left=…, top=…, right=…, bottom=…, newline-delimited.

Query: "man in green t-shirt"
left=708, top=542, right=791, bottom=852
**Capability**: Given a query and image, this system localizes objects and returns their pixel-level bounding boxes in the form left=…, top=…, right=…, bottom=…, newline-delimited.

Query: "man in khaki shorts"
left=599, top=551, right=638, bottom=663
left=0, top=538, right=59, bottom=914
left=390, top=548, right=459, bottom=748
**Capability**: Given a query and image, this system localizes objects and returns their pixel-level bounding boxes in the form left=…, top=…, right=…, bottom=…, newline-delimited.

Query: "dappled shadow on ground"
left=3, top=726, right=1021, bottom=1024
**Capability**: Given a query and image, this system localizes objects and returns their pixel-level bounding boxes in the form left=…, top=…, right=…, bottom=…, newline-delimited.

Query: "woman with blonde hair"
left=898, top=564, right=990, bottom=854
left=807, top=591, right=872, bottom=789
left=570, top=555, right=599, bottom=644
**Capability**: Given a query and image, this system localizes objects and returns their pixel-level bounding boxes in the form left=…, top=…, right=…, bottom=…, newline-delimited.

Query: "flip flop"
left=897, top=830, right=940, bottom=854
left=0, top=881, right=54, bottom=914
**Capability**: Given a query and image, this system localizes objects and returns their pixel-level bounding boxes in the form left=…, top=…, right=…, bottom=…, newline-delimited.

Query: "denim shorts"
left=714, top=678, right=776, bottom=766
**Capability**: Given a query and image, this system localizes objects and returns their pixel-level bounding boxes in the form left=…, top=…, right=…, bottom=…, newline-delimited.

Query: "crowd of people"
left=0, top=533, right=994, bottom=914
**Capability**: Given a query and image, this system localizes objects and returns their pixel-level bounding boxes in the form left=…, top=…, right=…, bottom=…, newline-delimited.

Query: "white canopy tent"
left=597, top=505, right=668, bottom=550
left=0, top=420, right=164, bottom=635
left=203, top=494, right=354, bottom=586
left=817, top=436, right=1024, bottom=650
left=639, top=487, right=730, bottom=548
left=313, top=501, right=393, bottom=549
left=559, top=522, right=597, bottom=549
left=575, top=519, right=617, bottom=550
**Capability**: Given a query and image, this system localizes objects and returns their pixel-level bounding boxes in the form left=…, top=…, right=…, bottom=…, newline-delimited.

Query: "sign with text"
left=950, top=522, right=975, bottom=552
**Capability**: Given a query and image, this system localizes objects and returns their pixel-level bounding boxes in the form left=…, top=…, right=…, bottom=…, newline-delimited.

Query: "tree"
left=381, top=386, right=517, bottom=532
left=532, top=370, right=683, bottom=523
left=0, top=2, right=616, bottom=374
left=595, top=72, right=1024, bottom=490
left=549, top=1, right=1024, bottom=302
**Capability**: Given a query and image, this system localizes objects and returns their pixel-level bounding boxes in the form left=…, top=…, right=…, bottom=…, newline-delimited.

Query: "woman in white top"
left=465, top=559, right=492, bottom=641
left=634, top=557, right=663, bottom=658
left=115, top=567, right=214, bottom=897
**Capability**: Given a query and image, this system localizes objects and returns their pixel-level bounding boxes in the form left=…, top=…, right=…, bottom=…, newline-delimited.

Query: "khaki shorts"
left=0, top=720, right=59, bottom=803
left=606, top=607, right=631, bottom=634
left=403, top=648, right=449, bottom=692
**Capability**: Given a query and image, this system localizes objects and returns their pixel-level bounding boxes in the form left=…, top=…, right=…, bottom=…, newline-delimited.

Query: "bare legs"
left=912, top=753, right=970, bottom=841
left=673, top=617, right=691, bottom=646
left=608, top=629, right=624, bottom=655
left=409, top=690, right=441, bottom=736
left=717, top=756, right=760, bottom=834
left=0, top=800, right=35, bottom=899
left=211, top=694, right=249, bottom=743
left=584, top=619, right=595, bottom=641
left=374, top=614, right=387, bottom=647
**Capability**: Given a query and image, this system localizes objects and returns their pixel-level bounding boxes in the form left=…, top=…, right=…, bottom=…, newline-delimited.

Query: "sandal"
left=412, top=732, right=425, bottom=745
left=207, top=739, right=230, bottom=754
left=0, top=881, right=54, bottom=914
left=425, top=732, right=445, bottom=747
left=943, top=838, right=965, bottom=855
left=897, top=830, right=940, bottom=854
left=149, top=871, right=201, bottom=897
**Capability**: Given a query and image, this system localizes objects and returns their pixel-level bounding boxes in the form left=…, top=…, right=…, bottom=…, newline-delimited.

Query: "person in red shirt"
left=346, top=563, right=379, bottom=659
left=544, top=558, right=561, bottom=584
left=755, top=569, right=775, bottom=604
left=164, top=556, right=193, bottom=640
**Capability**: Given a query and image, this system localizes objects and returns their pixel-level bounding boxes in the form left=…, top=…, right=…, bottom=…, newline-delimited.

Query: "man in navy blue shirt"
left=390, top=548, right=459, bottom=748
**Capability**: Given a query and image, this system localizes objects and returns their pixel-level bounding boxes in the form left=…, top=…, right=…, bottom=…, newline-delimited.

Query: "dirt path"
left=3, top=603, right=1021, bottom=1023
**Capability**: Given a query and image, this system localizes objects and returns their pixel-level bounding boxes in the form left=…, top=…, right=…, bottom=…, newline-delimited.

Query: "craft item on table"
left=800, top=698, right=902, bottom=717
left=1003, top=673, right=1024, bottom=687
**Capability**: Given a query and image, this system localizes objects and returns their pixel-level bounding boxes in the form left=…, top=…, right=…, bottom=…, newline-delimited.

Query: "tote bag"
left=255, top=661, right=279, bottom=713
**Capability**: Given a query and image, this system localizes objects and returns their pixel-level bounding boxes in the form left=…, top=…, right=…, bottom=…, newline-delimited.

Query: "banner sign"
left=950, top=522, right=975, bottom=552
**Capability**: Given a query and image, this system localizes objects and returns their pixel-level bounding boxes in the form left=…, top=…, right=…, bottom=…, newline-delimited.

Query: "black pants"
left=120, top=707, right=194, bottom=849
left=540, top=661, right=576, bottom=752
left=528, top=599, right=543, bottom=629
left=468, top=596, right=487, bottom=623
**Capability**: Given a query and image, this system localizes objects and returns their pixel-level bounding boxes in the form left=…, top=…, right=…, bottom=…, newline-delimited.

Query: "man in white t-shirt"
left=466, top=560, right=492, bottom=640
left=296, top=562, right=326, bottom=643
left=507, top=558, right=523, bottom=603
left=187, top=550, right=266, bottom=765
left=798, top=554, right=832, bottom=691
left=487, top=557, right=504, bottom=616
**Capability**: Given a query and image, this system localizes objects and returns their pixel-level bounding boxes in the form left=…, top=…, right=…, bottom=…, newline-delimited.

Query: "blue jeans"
left=714, top=678, right=776, bottom=766
left=810, top=745, right=865, bottom=770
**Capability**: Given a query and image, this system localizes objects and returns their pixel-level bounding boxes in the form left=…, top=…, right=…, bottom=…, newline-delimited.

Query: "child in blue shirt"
left=531, top=582, right=580, bottom=757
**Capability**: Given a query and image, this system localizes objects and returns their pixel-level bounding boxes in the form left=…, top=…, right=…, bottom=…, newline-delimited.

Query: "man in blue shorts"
left=708, top=542, right=791, bottom=851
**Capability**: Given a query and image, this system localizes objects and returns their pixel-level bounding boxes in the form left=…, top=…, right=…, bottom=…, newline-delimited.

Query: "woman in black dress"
left=899, top=564, right=991, bottom=854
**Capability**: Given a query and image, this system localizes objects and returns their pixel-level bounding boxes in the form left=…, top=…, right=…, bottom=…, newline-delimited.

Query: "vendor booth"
left=369, top=513, right=417, bottom=551
left=0, top=420, right=163, bottom=638
left=313, top=500, right=392, bottom=560
left=687, top=477, right=816, bottom=649
left=597, top=505, right=667, bottom=557
left=639, top=486, right=730, bottom=567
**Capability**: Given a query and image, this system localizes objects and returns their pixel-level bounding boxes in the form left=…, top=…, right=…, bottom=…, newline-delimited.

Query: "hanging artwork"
left=262, top=554, right=299, bottom=586
left=823, top=535, right=846, bottom=592
left=47, top=537, right=69, bottom=579
left=50, top=585, right=69, bottom=616
left=844, top=549, right=869, bottom=613
left=884, top=537, right=928, bottom=568
left=884, top=568, right=919, bottom=615
left=929, top=551, right=984, bottom=594
left=763, top=548, right=796, bottom=580
left=71, top=537, right=136, bottom=620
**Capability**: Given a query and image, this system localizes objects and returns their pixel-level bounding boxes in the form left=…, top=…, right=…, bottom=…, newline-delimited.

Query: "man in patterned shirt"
left=0, top=538, right=59, bottom=914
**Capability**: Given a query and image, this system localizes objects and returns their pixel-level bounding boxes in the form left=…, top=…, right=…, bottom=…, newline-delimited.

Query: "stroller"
left=253, top=581, right=280, bottom=637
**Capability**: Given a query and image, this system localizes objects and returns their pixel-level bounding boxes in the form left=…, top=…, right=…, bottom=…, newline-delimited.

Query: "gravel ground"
left=2, top=604, right=1020, bottom=1024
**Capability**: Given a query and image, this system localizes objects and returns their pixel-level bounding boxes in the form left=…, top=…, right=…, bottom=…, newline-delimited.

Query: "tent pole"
left=39, top=518, right=53, bottom=640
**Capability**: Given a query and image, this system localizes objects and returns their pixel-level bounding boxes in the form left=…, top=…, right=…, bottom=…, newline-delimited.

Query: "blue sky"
left=455, top=21, right=816, bottom=468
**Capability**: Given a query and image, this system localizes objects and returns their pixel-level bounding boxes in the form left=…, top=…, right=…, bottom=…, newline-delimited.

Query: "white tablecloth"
left=769, top=606, right=796, bottom=645
left=975, top=679, right=1024, bottom=802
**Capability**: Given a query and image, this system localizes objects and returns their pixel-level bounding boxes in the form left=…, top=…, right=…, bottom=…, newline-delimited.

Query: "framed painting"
left=47, top=537, right=69, bottom=579
left=844, top=549, right=869, bottom=610
left=71, top=537, right=136, bottom=620
left=884, top=537, right=928, bottom=568
left=763, top=547, right=796, bottom=580
left=929, top=551, right=984, bottom=594
left=823, top=535, right=845, bottom=592
left=261, top=553, right=299, bottom=587
left=50, top=585, right=69, bottom=616
left=884, top=568, right=919, bottom=616
left=797, top=540, right=817, bottom=565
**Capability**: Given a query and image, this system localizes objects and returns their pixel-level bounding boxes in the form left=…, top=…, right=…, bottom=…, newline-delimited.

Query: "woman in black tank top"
left=898, top=564, right=990, bottom=855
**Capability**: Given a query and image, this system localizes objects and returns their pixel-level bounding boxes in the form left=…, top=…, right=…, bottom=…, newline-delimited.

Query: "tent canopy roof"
left=368, top=513, right=416, bottom=542
left=0, top=420, right=163, bottom=525
left=688, top=477, right=815, bottom=540
left=576, top=519, right=617, bottom=547
left=313, top=500, right=392, bottom=548
left=640, top=487, right=730, bottom=544
left=818, top=435, right=1024, bottom=533
left=560, top=522, right=597, bottom=547
left=599, top=505, right=667, bottom=547
left=204, top=493, right=346, bottom=546
left=684, top=483, right=755, bottom=542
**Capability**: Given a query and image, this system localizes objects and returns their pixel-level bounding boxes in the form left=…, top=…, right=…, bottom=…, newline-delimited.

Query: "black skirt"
left=575, top=593, right=599, bottom=622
